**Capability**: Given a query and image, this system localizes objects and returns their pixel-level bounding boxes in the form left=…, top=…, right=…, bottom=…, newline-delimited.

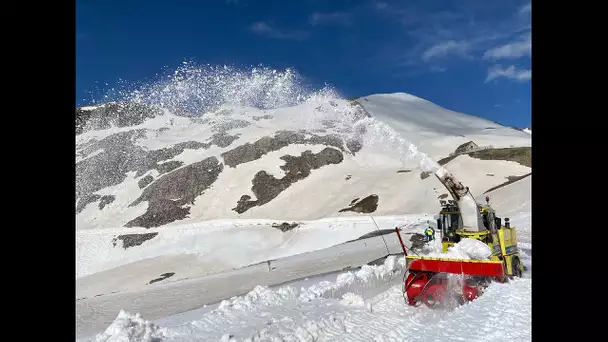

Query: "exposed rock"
left=221, top=130, right=358, bottom=168
left=233, top=148, right=344, bottom=213
left=397, top=169, right=411, bottom=173
left=156, top=160, right=183, bottom=174
left=76, top=102, right=163, bottom=135
left=215, top=109, right=233, bottom=116
left=437, top=155, right=458, bottom=165
left=348, top=100, right=372, bottom=119
left=233, top=195, right=253, bottom=214
left=76, top=130, right=237, bottom=203
left=484, top=172, right=532, bottom=193
left=112, top=232, right=159, bottom=249
left=431, top=147, right=531, bottom=171
left=126, top=156, right=224, bottom=228
left=338, top=194, right=379, bottom=213
left=212, top=119, right=250, bottom=133
left=438, top=193, right=449, bottom=199
left=272, top=222, right=299, bottom=232
left=346, top=139, right=363, bottom=154
left=98, top=195, right=115, bottom=210
left=138, top=175, right=154, bottom=189
left=76, top=194, right=101, bottom=213
left=356, top=229, right=395, bottom=240
left=468, top=147, right=531, bottom=168
left=210, top=132, right=239, bottom=147
left=148, top=272, right=175, bottom=284
left=345, top=174, right=352, bottom=181
left=125, top=199, right=191, bottom=228
left=420, top=171, right=431, bottom=180
left=252, top=115, right=273, bottom=121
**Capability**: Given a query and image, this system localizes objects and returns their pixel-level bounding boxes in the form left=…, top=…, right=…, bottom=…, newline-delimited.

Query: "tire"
left=512, top=257, right=523, bottom=278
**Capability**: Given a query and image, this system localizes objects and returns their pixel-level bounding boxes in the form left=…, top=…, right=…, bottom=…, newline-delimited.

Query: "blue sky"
left=76, top=0, right=531, bottom=128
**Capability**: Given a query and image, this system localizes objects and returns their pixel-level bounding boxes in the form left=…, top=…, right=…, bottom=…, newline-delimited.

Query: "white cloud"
left=249, top=22, right=310, bottom=41
left=430, top=66, right=447, bottom=73
left=485, top=65, right=531, bottom=83
left=519, top=3, right=531, bottom=14
left=372, top=1, right=388, bottom=10
left=309, top=12, right=352, bottom=26
left=484, top=33, right=531, bottom=60
left=422, top=40, right=469, bottom=61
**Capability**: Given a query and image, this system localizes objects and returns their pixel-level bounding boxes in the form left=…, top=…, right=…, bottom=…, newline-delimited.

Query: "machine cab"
left=437, top=200, right=462, bottom=243
left=437, top=200, right=502, bottom=246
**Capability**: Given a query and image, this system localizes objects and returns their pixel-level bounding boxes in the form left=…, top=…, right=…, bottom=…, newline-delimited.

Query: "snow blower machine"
left=394, top=166, right=525, bottom=309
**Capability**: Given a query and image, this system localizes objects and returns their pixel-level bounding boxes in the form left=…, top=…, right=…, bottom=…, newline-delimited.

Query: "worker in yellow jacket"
left=424, top=225, right=435, bottom=242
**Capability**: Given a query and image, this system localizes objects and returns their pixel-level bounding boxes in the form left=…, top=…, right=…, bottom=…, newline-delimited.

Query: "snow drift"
left=424, top=238, right=493, bottom=260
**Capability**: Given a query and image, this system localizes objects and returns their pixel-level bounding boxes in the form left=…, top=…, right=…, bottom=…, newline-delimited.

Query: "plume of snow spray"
left=84, top=61, right=440, bottom=172
left=92, top=62, right=315, bottom=115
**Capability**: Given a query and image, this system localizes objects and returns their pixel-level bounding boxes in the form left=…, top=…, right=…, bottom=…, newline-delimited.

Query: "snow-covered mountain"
left=76, top=92, right=531, bottom=231
left=75, top=91, right=531, bottom=280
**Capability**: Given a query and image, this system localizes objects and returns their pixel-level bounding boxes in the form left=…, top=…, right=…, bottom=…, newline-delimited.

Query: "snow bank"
left=423, top=238, right=492, bottom=260
left=94, top=310, right=164, bottom=342
left=298, top=255, right=405, bottom=302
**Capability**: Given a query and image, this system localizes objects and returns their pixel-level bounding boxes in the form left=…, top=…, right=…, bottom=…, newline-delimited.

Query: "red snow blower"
left=393, top=166, right=524, bottom=309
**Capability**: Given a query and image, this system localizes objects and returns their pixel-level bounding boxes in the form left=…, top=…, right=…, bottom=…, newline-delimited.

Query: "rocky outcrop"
left=76, top=130, right=238, bottom=205
left=338, top=194, right=379, bottom=213
left=221, top=130, right=360, bottom=168
left=112, top=232, right=159, bottom=249
left=126, top=157, right=224, bottom=228
left=98, top=195, right=115, bottom=210
left=272, top=222, right=299, bottom=232
left=468, top=147, right=531, bottom=168
left=76, top=102, right=163, bottom=135
left=138, top=175, right=154, bottom=189
left=148, top=272, right=175, bottom=284
left=233, top=148, right=344, bottom=213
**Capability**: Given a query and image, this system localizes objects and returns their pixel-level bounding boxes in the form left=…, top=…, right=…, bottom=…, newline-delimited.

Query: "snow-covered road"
left=76, top=231, right=411, bottom=339
left=85, top=255, right=531, bottom=342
